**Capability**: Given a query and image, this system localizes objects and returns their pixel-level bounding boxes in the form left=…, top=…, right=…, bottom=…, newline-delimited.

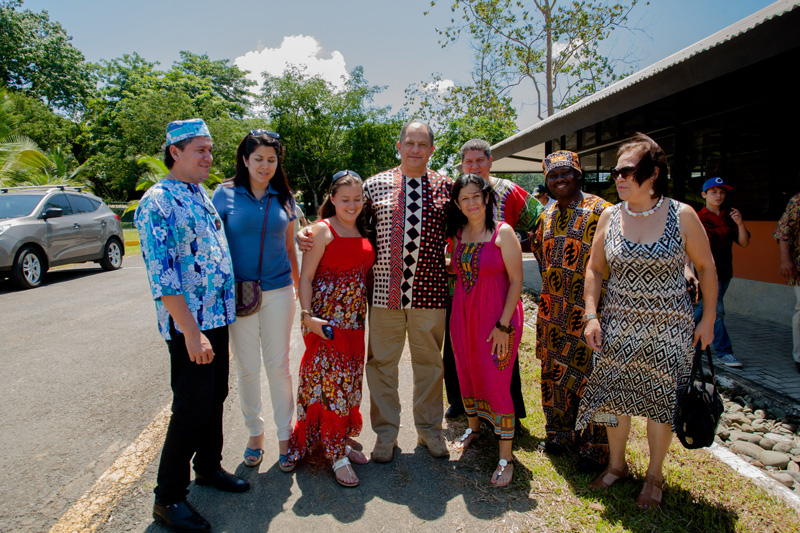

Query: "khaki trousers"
left=366, top=306, right=446, bottom=442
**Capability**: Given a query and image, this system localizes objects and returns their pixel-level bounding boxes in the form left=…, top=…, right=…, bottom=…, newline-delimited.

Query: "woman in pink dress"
left=448, top=174, right=524, bottom=487
left=287, top=170, right=375, bottom=487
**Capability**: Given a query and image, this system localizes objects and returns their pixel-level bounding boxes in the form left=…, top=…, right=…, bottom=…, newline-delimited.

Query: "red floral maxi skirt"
left=288, top=328, right=365, bottom=463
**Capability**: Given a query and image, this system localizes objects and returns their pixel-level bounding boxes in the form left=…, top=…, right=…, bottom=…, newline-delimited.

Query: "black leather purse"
left=675, top=345, right=725, bottom=449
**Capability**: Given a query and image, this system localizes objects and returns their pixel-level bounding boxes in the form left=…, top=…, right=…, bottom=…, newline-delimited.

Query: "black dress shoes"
left=153, top=500, right=210, bottom=532
left=194, top=468, right=250, bottom=493
left=537, top=440, right=568, bottom=456
left=445, top=405, right=466, bottom=419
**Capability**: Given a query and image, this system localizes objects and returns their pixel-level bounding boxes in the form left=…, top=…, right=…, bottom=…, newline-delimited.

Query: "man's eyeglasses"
left=332, top=170, right=361, bottom=183
left=610, top=165, right=638, bottom=180
left=249, top=129, right=280, bottom=140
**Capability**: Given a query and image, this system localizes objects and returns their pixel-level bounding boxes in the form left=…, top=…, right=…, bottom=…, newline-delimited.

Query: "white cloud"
left=431, top=78, right=455, bottom=93
left=235, top=35, right=349, bottom=93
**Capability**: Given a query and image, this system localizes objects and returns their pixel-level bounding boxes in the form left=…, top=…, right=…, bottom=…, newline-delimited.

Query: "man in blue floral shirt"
left=135, top=118, right=246, bottom=533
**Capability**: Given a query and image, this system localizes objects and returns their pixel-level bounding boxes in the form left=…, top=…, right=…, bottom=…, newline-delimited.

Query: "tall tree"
left=404, top=70, right=518, bottom=172
left=428, top=0, right=640, bottom=119
left=81, top=52, right=253, bottom=199
left=261, top=65, right=400, bottom=210
left=170, top=51, right=256, bottom=118
left=0, top=0, right=93, bottom=113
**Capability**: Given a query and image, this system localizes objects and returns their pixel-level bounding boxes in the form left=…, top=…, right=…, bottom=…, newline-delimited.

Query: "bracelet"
left=583, top=313, right=599, bottom=323
left=300, top=309, right=313, bottom=321
left=495, top=321, right=514, bottom=334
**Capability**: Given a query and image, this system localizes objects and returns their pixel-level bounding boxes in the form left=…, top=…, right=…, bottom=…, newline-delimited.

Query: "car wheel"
left=11, top=246, right=45, bottom=289
left=100, top=238, right=123, bottom=271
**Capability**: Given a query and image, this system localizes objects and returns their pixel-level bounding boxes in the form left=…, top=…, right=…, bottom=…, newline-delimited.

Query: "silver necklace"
left=624, top=196, right=664, bottom=218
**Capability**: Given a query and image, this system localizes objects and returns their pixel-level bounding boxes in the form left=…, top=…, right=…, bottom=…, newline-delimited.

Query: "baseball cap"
left=702, top=177, right=732, bottom=192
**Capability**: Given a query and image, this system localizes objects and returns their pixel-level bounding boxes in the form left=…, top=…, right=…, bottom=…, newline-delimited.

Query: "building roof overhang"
left=489, top=0, right=800, bottom=173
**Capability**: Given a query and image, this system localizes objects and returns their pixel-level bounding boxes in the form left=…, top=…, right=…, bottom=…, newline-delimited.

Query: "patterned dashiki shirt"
left=134, top=179, right=236, bottom=340
left=491, top=177, right=544, bottom=232
left=363, top=166, right=453, bottom=309
left=774, top=192, right=800, bottom=286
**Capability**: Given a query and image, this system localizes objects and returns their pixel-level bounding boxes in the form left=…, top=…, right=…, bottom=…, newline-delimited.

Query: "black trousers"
left=154, top=324, right=229, bottom=505
left=443, top=301, right=527, bottom=419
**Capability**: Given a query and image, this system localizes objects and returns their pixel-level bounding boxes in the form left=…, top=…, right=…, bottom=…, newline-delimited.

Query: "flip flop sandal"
left=493, top=459, right=513, bottom=487
left=589, top=463, right=630, bottom=490
left=278, top=453, right=296, bottom=473
left=333, top=456, right=358, bottom=487
left=456, top=428, right=480, bottom=450
left=346, top=444, right=369, bottom=465
left=243, top=447, right=263, bottom=467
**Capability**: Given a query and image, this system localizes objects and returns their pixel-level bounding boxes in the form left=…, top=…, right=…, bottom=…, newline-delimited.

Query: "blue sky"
left=22, top=0, right=776, bottom=125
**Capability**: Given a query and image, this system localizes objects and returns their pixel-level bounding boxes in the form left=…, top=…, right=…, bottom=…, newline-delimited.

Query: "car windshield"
left=0, top=194, right=44, bottom=220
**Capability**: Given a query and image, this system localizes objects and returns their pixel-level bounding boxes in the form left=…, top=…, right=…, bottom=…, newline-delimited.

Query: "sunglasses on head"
left=249, top=129, right=280, bottom=140
left=610, top=165, right=638, bottom=180
left=332, top=170, right=361, bottom=183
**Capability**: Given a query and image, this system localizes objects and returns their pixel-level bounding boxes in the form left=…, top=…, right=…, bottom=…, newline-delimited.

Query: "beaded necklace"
left=624, top=195, right=664, bottom=218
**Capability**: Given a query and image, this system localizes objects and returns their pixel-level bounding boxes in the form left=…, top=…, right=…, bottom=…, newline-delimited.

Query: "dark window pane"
left=44, top=193, right=73, bottom=216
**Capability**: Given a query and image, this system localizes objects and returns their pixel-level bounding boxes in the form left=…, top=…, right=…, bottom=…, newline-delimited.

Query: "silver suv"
left=0, top=186, right=125, bottom=289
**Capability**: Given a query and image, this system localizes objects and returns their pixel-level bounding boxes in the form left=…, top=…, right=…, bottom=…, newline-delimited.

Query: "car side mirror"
left=40, top=207, right=64, bottom=220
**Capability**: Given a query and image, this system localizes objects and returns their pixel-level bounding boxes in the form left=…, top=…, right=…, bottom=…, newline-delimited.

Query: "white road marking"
left=49, top=405, right=171, bottom=532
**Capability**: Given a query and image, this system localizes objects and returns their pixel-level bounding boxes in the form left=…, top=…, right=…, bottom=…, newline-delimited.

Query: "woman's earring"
left=649, top=188, right=654, bottom=195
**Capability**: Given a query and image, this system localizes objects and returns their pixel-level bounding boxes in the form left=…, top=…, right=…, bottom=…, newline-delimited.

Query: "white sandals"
left=492, top=458, right=513, bottom=487
left=333, top=445, right=364, bottom=487
left=457, top=427, right=480, bottom=450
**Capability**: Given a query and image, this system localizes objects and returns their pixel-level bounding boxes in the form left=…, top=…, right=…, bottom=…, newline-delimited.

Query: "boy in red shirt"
left=694, top=177, right=750, bottom=367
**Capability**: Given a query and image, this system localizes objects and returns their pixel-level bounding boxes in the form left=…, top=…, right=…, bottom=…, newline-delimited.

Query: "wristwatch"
left=495, top=321, right=514, bottom=334
left=583, top=313, right=599, bottom=323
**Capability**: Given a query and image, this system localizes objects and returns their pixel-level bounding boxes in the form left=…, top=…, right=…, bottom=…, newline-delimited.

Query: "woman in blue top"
left=212, top=130, right=299, bottom=471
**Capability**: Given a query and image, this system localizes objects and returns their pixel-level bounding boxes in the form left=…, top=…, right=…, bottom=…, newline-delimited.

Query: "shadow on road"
left=0, top=265, right=112, bottom=295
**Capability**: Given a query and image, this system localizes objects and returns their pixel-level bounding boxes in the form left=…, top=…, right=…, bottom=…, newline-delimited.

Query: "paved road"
left=0, top=255, right=168, bottom=531
left=1, top=254, right=539, bottom=532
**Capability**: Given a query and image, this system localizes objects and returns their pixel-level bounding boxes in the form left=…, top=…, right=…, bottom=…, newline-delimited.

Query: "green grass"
left=446, top=327, right=799, bottom=532
left=123, top=228, right=139, bottom=256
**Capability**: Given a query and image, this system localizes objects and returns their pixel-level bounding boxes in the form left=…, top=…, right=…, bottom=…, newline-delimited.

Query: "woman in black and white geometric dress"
left=577, top=133, right=718, bottom=510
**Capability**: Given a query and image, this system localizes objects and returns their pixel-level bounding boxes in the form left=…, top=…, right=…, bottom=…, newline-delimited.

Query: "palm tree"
left=8, top=146, right=87, bottom=187
left=0, top=89, right=50, bottom=187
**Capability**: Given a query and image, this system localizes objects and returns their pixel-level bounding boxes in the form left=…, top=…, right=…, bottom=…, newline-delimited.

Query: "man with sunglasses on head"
left=531, top=150, right=611, bottom=473
left=135, top=119, right=247, bottom=533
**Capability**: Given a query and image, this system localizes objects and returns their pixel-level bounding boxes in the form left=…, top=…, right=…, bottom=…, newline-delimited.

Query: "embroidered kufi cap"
left=166, top=118, right=212, bottom=146
left=543, top=151, right=581, bottom=177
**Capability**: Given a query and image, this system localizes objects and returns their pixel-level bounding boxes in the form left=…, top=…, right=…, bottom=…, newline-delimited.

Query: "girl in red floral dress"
left=287, top=170, right=375, bottom=487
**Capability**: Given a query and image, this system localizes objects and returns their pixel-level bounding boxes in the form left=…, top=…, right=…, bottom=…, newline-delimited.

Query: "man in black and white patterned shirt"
left=363, top=121, right=453, bottom=462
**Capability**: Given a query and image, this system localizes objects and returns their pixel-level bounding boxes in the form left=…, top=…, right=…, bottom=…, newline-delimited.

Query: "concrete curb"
left=710, top=443, right=800, bottom=514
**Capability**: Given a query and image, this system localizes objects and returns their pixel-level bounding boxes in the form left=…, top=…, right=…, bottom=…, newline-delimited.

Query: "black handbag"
left=675, top=345, right=724, bottom=449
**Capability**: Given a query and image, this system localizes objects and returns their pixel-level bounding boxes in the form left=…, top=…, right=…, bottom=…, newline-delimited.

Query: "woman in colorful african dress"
left=287, top=170, right=375, bottom=488
left=447, top=174, right=523, bottom=487
left=577, top=133, right=717, bottom=510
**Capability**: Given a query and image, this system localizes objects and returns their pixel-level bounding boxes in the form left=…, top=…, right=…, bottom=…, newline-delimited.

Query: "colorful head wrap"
left=166, top=118, right=211, bottom=146
left=543, top=151, right=581, bottom=177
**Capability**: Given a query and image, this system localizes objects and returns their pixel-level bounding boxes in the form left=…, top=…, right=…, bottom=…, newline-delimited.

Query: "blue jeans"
left=694, top=278, right=733, bottom=356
